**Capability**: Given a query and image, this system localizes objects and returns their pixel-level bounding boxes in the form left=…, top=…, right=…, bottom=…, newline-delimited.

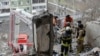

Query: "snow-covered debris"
left=80, top=47, right=100, bottom=56
left=85, top=9, right=93, bottom=12
left=0, top=33, right=12, bottom=56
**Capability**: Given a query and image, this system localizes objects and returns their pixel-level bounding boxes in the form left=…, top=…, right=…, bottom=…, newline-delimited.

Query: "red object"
left=18, top=34, right=33, bottom=46
left=18, top=34, right=28, bottom=44
left=9, top=33, right=33, bottom=55
left=64, top=17, right=73, bottom=27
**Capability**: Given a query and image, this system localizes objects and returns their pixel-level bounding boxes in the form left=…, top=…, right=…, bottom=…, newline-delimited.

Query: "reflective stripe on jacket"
left=61, top=37, right=71, bottom=47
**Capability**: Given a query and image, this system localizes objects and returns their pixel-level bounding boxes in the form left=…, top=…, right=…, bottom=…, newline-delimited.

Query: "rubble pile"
left=0, top=33, right=12, bottom=56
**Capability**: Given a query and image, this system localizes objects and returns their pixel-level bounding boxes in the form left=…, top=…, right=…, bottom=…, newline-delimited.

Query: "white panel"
left=86, top=21, right=100, bottom=47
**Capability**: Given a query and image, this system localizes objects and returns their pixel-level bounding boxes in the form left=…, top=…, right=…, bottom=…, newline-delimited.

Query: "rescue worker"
left=76, top=20, right=84, bottom=38
left=77, top=24, right=85, bottom=54
left=61, top=23, right=72, bottom=56
left=53, top=16, right=58, bottom=26
left=53, top=16, right=60, bottom=44
left=64, top=15, right=73, bottom=27
left=66, top=22, right=73, bottom=52
left=53, top=16, right=58, bottom=34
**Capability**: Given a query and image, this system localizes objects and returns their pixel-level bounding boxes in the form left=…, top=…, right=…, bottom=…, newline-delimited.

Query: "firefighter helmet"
left=66, top=26, right=71, bottom=30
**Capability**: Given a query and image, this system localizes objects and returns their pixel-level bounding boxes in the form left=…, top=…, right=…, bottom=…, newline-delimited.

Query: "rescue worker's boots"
left=60, top=53, right=63, bottom=56
left=64, top=51, right=68, bottom=56
left=69, top=50, right=73, bottom=53
left=60, top=53, right=68, bottom=56
left=60, top=51, right=64, bottom=56
left=77, top=45, right=83, bottom=56
left=64, top=54, right=68, bottom=56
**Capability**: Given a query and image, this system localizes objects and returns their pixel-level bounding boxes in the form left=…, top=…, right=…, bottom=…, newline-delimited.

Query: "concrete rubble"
left=0, top=33, right=12, bottom=56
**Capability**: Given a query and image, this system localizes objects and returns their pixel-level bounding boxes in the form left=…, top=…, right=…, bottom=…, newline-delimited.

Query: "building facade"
left=10, top=0, right=47, bottom=14
left=10, top=0, right=32, bottom=13
left=0, top=0, right=47, bottom=15
left=0, top=0, right=10, bottom=13
left=32, top=0, right=47, bottom=14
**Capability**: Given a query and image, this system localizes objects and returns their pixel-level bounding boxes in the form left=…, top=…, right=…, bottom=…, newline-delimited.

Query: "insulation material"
left=36, top=24, right=50, bottom=52
left=32, top=12, right=54, bottom=56
left=0, top=34, right=12, bottom=56
left=86, top=21, right=100, bottom=47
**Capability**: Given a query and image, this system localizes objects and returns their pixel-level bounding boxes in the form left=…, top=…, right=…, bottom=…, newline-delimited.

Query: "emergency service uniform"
left=61, top=27, right=72, bottom=56
left=76, top=21, right=83, bottom=38
left=53, top=16, right=60, bottom=44
left=77, top=29, right=85, bottom=53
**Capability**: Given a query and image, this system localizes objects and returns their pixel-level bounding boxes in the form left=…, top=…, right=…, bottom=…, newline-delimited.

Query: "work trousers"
left=77, top=38, right=84, bottom=53
left=67, top=40, right=72, bottom=51
left=61, top=45, right=68, bottom=56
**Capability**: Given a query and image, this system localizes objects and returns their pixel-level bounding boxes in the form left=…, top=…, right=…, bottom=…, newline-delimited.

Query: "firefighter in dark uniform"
left=67, top=23, right=73, bottom=52
left=61, top=23, right=72, bottom=56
